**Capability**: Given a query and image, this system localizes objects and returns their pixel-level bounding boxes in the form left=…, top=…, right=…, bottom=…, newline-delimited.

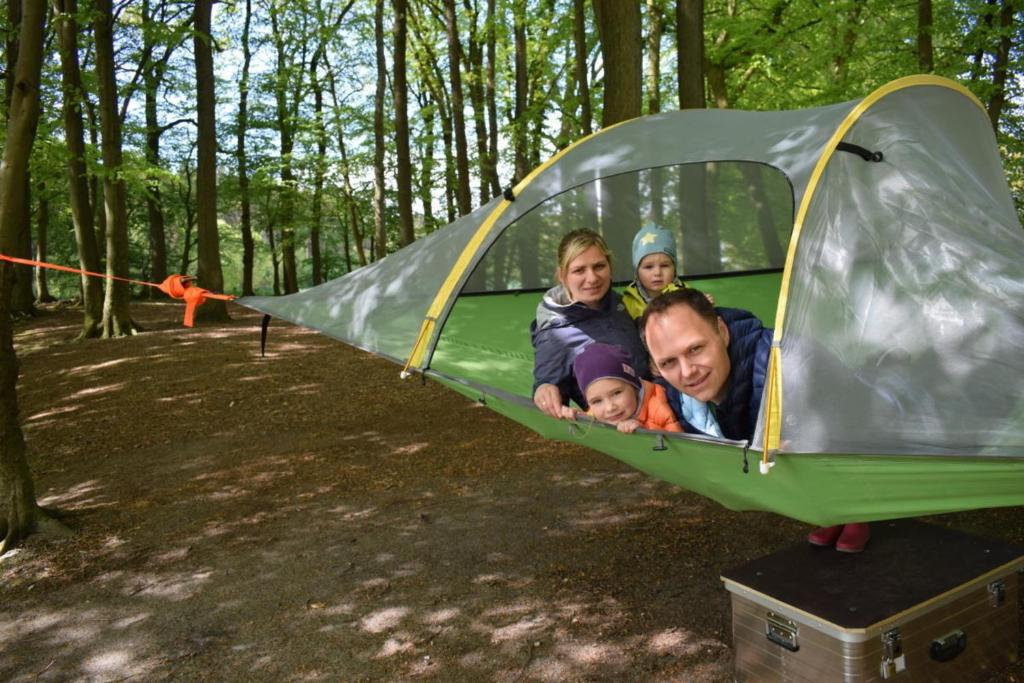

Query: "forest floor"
left=2, top=302, right=1024, bottom=682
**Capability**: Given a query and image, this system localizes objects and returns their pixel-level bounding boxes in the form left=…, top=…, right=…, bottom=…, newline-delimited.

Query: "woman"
left=531, top=229, right=649, bottom=419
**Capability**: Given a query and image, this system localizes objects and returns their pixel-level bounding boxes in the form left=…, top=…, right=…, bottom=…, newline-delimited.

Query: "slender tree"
left=443, top=0, right=473, bottom=214
left=52, top=0, right=103, bottom=337
left=94, top=0, right=138, bottom=336
left=917, top=0, right=934, bottom=72
left=593, top=0, right=643, bottom=126
left=33, top=185, right=53, bottom=303
left=4, top=0, right=34, bottom=317
left=0, top=0, right=53, bottom=553
left=372, top=0, right=388, bottom=259
left=573, top=0, right=593, bottom=135
left=237, top=0, right=255, bottom=295
left=986, top=0, right=1016, bottom=131
left=393, top=0, right=415, bottom=246
left=193, top=0, right=229, bottom=322
left=646, top=0, right=664, bottom=114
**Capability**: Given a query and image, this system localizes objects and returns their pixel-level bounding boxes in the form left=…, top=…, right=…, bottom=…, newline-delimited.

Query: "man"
left=639, top=288, right=771, bottom=442
left=639, top=288, right=870, bottom=552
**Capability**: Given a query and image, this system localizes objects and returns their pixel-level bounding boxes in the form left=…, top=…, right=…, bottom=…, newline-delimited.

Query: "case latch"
left=765, top=612, right=799, bottom=652
left=880, top=627, right=907, bottom=679
left=988, top=579, right=1006, bottom=607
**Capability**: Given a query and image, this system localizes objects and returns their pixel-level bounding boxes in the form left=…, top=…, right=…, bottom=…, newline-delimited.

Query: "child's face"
left=637, top=253, right=676, bottom=293
left=585, top=378, right=639, bottom=425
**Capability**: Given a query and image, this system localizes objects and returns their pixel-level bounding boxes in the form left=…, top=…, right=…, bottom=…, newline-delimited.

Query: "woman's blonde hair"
left=556, top=228, right=613, bottom=277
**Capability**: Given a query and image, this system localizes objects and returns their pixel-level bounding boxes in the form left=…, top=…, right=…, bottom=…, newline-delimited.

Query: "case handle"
left=930, top=629, right=967, bottom=662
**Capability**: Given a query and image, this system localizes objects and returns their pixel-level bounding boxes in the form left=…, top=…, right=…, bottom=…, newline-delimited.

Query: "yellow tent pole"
left=401, top=120, right=632, bottom=376
left=761, top=75, right=987, bottom=467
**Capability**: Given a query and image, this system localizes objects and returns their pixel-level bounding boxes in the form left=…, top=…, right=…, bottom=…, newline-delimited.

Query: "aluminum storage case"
left=721, top=519, right=1024, bottom=682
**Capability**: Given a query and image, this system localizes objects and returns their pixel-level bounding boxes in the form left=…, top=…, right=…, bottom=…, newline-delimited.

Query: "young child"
left=572, top=343, right=682, bottom=434
left=622, top=222, right=690, bottom=320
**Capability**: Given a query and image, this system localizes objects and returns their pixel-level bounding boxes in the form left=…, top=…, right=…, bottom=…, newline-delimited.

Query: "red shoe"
left=807, top=525, right=843, bottom=546
left=836, top=523, right=871, bottom=553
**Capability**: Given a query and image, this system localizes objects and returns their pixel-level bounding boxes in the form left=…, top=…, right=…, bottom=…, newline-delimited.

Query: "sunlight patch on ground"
left=393, top=442, right=429, bottom=455
left=489, top=614, right=551, bottom=643
left=644, top=627, right=710, bottom=657
left=25, top=404, right=81, bottom=422
left=82, top=649, right=139, bottom=677
left=122, top=569, right=213, bottom=601
left=208, top=485, right=250, bottom=501
left=566, top=504, right=647, bottom=528
left=69, top=382, right=126, bottom=399
left=37, top=479, right=107, bottom=509
left=421, top=607, right=461, bottom=625
left=0, top=610, right=62, bottom=641
left=360, top=606, right=410, bottom=634
left=111, top=613, right=151, bottom=630
left=358, top=577, right=391, bottom=592
left=375, top=635, right=415, bottom=658
left=558, top=640, right=623, bottom=664
left=67, top=358, right=135, bottom=375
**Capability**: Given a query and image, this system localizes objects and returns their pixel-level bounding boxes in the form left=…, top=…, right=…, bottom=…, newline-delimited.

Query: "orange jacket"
left=636, top=380, right=683, bottom=432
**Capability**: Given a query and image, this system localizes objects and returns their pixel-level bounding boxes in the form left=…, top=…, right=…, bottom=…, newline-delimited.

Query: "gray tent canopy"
left=239, top=75, right=1024, bottom=525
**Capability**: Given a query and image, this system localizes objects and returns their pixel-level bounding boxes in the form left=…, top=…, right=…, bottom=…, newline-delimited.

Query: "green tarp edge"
left=436, top=377, right=1024, bottom=526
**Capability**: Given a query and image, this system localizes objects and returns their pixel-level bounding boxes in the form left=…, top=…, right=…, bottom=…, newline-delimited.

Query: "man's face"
left=644, top=304, right=732, bottom=404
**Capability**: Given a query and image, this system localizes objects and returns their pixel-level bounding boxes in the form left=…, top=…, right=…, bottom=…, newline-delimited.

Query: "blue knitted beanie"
left=631, top=223, right=678, bottom=272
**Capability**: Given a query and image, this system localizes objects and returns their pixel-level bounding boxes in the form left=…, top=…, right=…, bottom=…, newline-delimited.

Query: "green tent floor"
left=428, top=272, right=1024, bottom=526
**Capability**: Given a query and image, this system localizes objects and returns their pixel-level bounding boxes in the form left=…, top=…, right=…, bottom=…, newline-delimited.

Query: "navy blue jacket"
left=531, top=285, right=649, bottom=409
left=664, top=307, right=773, bottom=441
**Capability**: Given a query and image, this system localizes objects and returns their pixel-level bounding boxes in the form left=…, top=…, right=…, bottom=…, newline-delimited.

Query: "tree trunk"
left=917, top=0, right=934, bottom=72
left=269, top=2, right=299, bottom=292
left=484, top=0, right=501, bottom=197
left=82, top=98, right=107, bottom=270
left=676, top=0, right=704, bottom=109
left=986, top=0, right=1015, bottom=131
left=393, top=0, right=415, bottom=246
left=593, top=0, right=642, bottom=262
left=646, top=0, right=663, bottom=114
left=373, top=0, right=388, bottom=260
left=417, top=91, right=437, bottom=233
left=94, top=0, right=138, bottom=337
left=237, top=0, right=254, bottom=296
left=141, top=0, right=167, bottom=299
left=52, top=0, right=103, bottom=337
left=573, top=0, right=593, bottom=135
left=193, top=0, right=228, bottom=322
left=4, top=0, right=33, bottom=318
left=11, top=173, right=34, bottom=316
left=444, top=0, right=473, bottom=215
left=325, top=61, right=368, bottom=267
left=593, top=0, right=642, bottom=126
left=512, top=0, right=530, bottom=183
left=179, top=156, right=195, bottom=275
left=34, top=187, right=53, bottom=303
left=676, top=0, right=714, bottom=273
left=310, top=45, right=327, bottom=283
left=464, top=0, right=495, bottom=204
left=0, top=0, right=47, bottom=553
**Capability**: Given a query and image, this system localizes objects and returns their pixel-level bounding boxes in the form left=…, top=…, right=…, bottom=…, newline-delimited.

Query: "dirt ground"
left=2, top=302, right=1024, bottom=682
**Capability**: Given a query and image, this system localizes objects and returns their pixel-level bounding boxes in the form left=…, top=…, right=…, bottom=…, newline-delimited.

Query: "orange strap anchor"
left=157, top=274, right=235, bottom=327
left=0, top=254, right=235, bottom=327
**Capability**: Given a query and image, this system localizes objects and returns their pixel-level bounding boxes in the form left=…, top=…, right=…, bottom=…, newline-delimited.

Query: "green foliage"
left=19, top=0, right=1023, bottom=301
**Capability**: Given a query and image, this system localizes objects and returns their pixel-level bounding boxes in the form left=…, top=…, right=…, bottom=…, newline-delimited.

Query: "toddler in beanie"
left=573, top=343, right=681, bottom=434
left=622, top=222, right=692, bottom=320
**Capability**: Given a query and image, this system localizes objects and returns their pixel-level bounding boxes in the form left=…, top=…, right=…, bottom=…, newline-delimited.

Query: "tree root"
left=0, top=506, right=73, bottom=556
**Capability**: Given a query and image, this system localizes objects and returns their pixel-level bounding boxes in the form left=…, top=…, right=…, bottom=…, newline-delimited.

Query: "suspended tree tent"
left=239, top=75, right=1024, bottom=526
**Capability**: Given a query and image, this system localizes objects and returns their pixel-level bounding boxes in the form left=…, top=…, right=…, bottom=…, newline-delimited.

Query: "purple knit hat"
left=573, top=343, right=642, bottom=396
